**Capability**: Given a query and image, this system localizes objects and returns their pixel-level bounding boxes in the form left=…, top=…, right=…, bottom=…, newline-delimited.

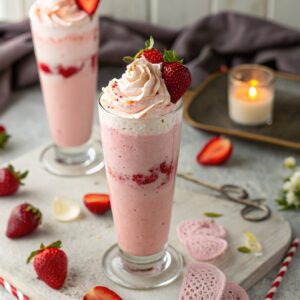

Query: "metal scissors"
left=177, top=173, right=271, bottom=222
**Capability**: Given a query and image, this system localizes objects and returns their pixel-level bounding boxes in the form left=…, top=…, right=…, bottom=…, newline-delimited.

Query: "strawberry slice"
left=76, top=0, right=100, bottom=16
left=83, top=193, right=110, bottom=215
left=83, top=286, right=122, bottom=300
left=197, top=137, right=233, bottom=166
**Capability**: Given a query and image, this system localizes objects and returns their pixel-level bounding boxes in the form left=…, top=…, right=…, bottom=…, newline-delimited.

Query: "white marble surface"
left=1, top=67, right=300, bottom=299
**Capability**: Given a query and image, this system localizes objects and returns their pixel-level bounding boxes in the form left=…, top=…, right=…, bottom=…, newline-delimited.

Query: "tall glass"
left=99, top=99, right=183, bottom=289
left=29, top=9, right=103, bottom=176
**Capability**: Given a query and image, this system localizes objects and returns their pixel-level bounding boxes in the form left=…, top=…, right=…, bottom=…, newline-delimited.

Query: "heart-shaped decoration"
left=185, top=235, right=228, bottom=261
left=177, top=219, right=226, bottom=243
left=179, top=263, right=226, bottom=300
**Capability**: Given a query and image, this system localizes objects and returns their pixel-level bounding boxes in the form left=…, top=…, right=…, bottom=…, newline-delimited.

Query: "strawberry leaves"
left=27, top=240, right=62, bottom=264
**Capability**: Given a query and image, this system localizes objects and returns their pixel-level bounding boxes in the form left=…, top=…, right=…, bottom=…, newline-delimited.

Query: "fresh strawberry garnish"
left=0, top=165, right=28, bottom=196
left=83, top=286, right=122, bottom=300
left=162, top=50, right=191, bottom=103
left=142, top=48, right=163, bottom=64
left=197, top=136, right=233, bottom=166
left=0, top=125, right=10, bottom=149
left=39, top=62, right=52, bottom=74
left=123, top=36, right=163, bottom=64
left=6, top=203, right=42, bottom=238
left=27, top=241, right=68, bottom=290
left=83, top=193, right=111, bottom=215
left=76, top=0, right=100, bottom=16
left=58, top=64, right=82, bottom=78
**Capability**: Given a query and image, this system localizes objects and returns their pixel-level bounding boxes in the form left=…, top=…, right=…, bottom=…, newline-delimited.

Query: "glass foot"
left=102, top=244, right=183, bottom=289
left=40, top=140, right=104, bottom=177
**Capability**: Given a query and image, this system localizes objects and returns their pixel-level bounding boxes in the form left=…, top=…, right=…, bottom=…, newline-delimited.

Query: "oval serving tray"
left=184, top=71, right=300, bottom=150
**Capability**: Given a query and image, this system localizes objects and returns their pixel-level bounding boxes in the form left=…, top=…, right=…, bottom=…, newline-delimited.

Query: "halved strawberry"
left=83, top=286, right=122, bottom=300
left=196, top=137, right=233, bottom=166
left=0, top=125, right=10, bottom=149
left=83, top=194, right=110, bottom=215
left=76, top=0, right=100, bottom=16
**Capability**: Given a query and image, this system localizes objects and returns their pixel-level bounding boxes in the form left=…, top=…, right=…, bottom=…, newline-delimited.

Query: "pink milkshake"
left=99, top=41, right=191, bottom=288
left=30, top=0, right=102, bottom=176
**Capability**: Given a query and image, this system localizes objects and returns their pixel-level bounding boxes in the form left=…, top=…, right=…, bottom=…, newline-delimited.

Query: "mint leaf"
left=204, top=212, right=223, bottom=218
left=237, top=246, right=251, bottom=254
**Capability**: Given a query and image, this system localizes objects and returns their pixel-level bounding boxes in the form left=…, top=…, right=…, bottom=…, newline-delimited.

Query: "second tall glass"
left=30, top=10, right=103, bottom=176
left=99, top=99, right=183, bottom=289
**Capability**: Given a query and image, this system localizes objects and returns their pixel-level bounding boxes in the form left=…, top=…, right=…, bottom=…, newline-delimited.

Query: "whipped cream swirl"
left=31, top=0, right=90, bottom=27
left=101, top=58, right=172, bottom=119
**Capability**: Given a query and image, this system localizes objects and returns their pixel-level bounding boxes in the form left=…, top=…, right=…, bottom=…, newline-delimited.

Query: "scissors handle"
left=221, top=185, right=272, bottom=222
left=240, top=200, right=272, bottom=222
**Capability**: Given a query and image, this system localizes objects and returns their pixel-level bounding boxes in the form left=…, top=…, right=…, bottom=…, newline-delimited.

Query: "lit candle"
left=228, top=65, right=274, bottom=126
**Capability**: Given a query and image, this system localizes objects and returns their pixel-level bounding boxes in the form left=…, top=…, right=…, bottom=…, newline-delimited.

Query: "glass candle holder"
left=228, top=64, right=275, bottom=126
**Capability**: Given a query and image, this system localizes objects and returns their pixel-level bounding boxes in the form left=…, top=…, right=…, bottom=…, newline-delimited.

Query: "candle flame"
left=248, top=86, right=257, bottom=99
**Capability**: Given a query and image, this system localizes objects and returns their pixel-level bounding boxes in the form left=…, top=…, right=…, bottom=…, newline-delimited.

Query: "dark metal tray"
left=184, top=71, right=300, bottom=149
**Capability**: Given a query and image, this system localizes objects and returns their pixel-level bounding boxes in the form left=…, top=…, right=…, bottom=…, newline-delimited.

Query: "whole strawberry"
left=0, top=165, right=28, bottom=196
left=27, top=241, right=68, bottom=290
left=0, top=125, right=10, bottom=149
left=123, top=36, right=163, bottom=64
left=6, top=203, right=42, bottom=238
left=162, top=50, right=191, bottom=103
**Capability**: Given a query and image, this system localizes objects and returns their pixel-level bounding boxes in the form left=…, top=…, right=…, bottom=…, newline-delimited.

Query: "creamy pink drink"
left=100, top=106, right=182, bottom=257
left=99, top=54, right=187, bottom=288
left=29, top=0, right=99, bottom=147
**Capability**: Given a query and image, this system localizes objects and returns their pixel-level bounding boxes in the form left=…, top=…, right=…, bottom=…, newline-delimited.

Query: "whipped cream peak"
left=31, top=0, right=90, bottom=27
left=101, top=58, right=173, bottom=119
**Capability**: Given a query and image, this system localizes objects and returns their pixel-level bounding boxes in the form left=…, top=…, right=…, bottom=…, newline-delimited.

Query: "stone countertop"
left=1, top=67, right=300, bottom=300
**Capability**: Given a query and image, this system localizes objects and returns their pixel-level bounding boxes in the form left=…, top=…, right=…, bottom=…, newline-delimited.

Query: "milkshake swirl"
left=30, top=0, right=90, bottom=27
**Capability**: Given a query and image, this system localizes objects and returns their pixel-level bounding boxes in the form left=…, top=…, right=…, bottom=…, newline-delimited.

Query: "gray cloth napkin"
left=1, top=12, right=300, bottom=110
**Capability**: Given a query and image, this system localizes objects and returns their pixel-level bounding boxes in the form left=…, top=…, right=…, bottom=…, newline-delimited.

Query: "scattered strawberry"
left=0, top=125, right=10, bottom=149
left=0, top=165, right=28, bottom=196
left=39, top=62, right=52, bottom=74
left=76, top=0, right=100, bottom=16
left=58, top=64, right=82, bottom=78
left=27, top=241, right=68, bottom=290
left=123, top=36, right=163, bottom=64
left=197, top=136, right=233, bottom=166
left=6, top=203, right=42, bottom=238
left=83, top=286, right=122, bottom=300
left=83, top=193, right=110, bottom=215
left=162, top=50, right=191, bottom=103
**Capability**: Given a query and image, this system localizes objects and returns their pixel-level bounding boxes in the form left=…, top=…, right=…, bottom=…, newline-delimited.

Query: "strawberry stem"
left=27, top=241, right=62, bottom=264
left=163, top=50, right=183, bottom=63
left=0, top=132, right=10, bottom=149
left=123, top=36, right=155, bottom=64
left=25, top=204, right=42, bottom=223
left=8, top=165, right=28, bottom=185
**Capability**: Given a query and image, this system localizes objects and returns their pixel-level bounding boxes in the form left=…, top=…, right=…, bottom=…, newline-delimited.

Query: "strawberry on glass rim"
left=76, top=0, right=100, bottom=16
left=197, top=136, right=233, bottom=166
